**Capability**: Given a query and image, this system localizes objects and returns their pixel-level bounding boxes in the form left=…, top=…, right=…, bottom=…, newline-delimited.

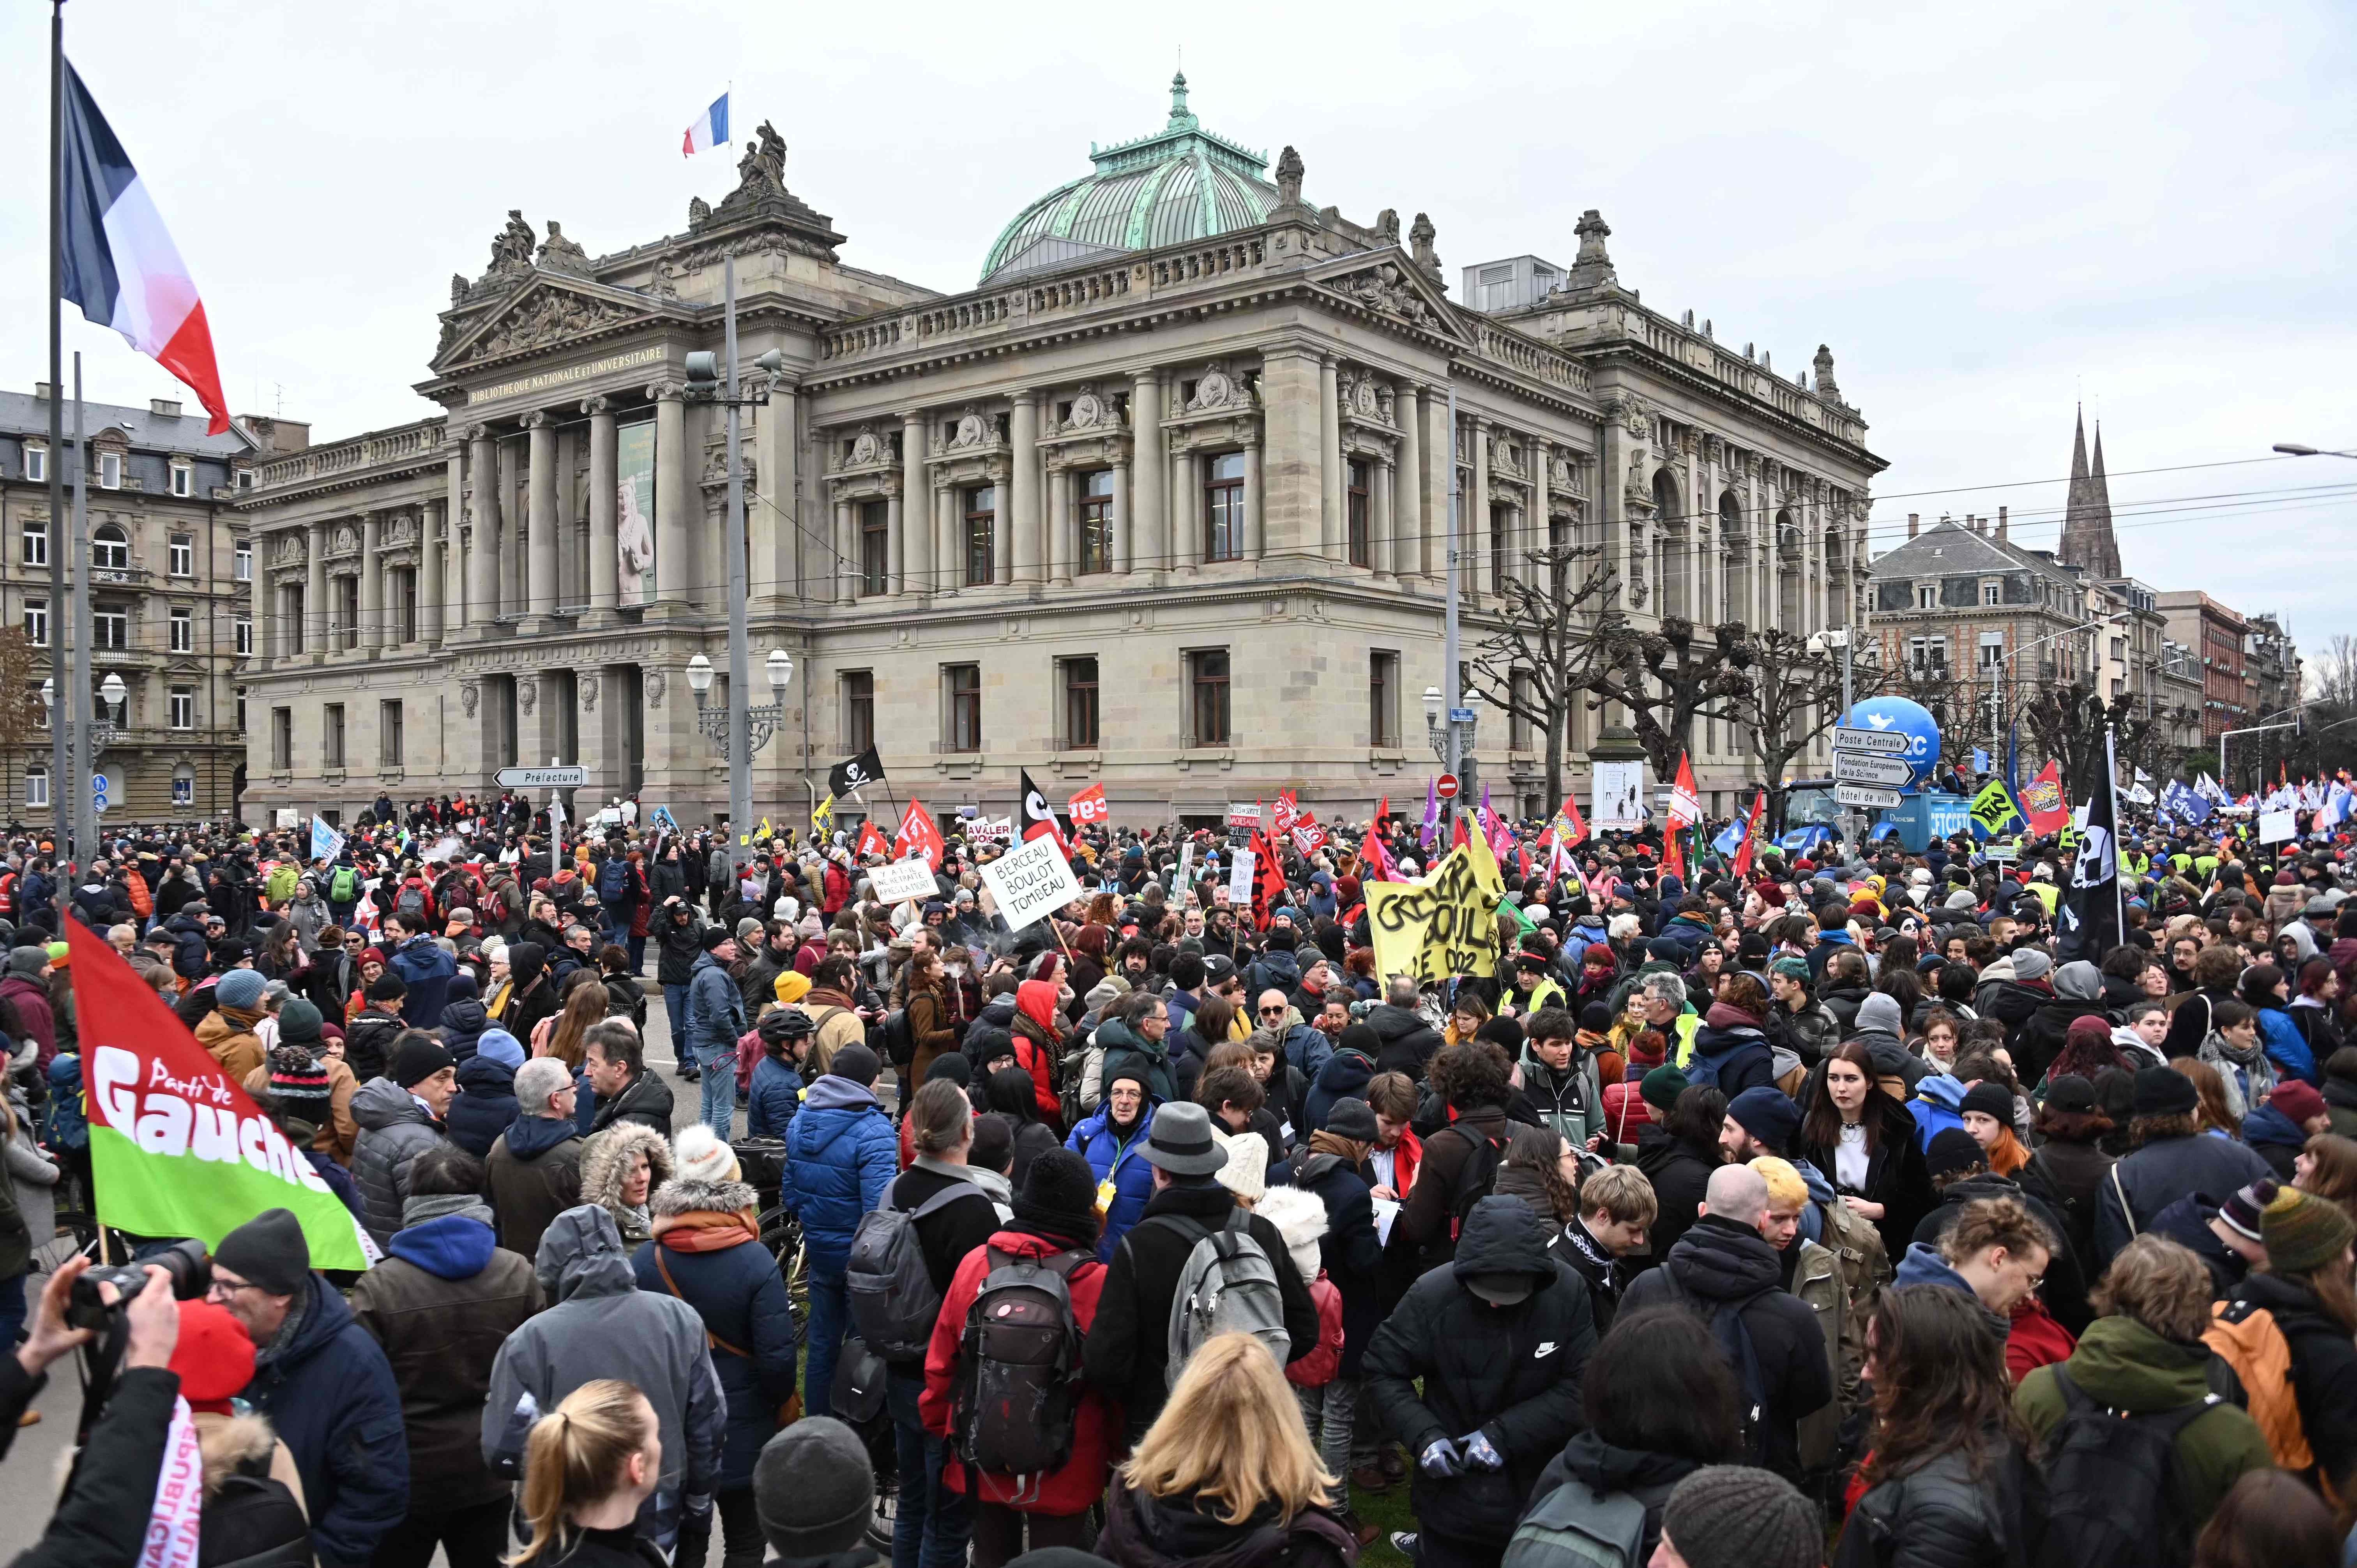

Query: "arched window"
left=1652, top=469, right=1687, bottom=618
left=92, top=523, right=129, bottom=571
left=1720, top=489, right=1748, bottom=625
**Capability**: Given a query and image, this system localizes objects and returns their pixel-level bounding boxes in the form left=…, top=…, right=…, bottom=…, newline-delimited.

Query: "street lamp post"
left=686, top=646, right=795, bottom=757
left=1980, top=612, right=2126, bottom=779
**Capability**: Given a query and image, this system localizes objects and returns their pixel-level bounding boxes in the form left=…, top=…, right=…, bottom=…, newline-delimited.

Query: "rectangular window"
left=235, top=615, right=252, bottom=656
left=1982, top=582, right=2000, bottom=606
left=1369, top=650, right=1399, bottom=748
left=92, top=526, right=127, bottom=570
left=1916, top=584, right=1936, bottom=609
left=169, top=606, right=192, bottom=653
left=380, top=700, right=404, bottom=766
left=1077, top=470, right=1113, bottom=575
left=1346, top=460, right=1370, bottom=567
left=1490, top=504, right=1510, bottom=593
left=1205, top=452, right=1245, bottom=563
left=287, top=588, right=305, bottom=655
left=94, top=608, right=127, bottom=650
left=1979, top=633, right=2004, bottom=669
left=270, top=707, right=292, bottom=770
left=323, top=703, right=345, bottom=769
left=21, top=518, right=45, bottom=567
left=859, top=500, right=890, bottom=594
left=98, top=451, right=121, bottom=489
left=1062, top=657, right=1100, bottom=749
left=944, top=664, right=982, bottom=753
left=335, top=577, right=359, bottom=650
left=170, top=463, right=193, bottom=498
left=169, top=686, right=193, bottom=730
left=23, top=448, right=44, bottom=485
left=236, top=687, right=247, bottom=732
left=1187, top=649, right=1231, bottom=747
left=172, top=773, right=193, bottom=806
left=169, top=533, right=193, bottom=576
left=233, top=541, right=252, bottom=582
left=24, top=769, right=46, bottom=808
left=23, top=601, right=46, bottom=648
left=964, top=486, right=996, bottom=586
left=842, top=671, right=875, bottom=753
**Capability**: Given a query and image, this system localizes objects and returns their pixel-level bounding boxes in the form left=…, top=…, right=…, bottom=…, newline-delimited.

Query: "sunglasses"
left=1258, top=1006, right=1287, bottom=1018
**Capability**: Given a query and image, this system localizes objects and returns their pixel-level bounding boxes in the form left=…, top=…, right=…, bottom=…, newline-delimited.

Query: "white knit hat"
left=1257, top=1185, right=1329, bottom=1283
left=673, top=1123, right=740, bottom=1185
left=1215, top=1131, right=1267, bottom=1206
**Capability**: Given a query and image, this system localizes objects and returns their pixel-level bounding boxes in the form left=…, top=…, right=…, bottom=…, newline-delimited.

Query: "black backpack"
left=1654, top=1268, right=1770, bottom=1466
left=952, top=1246, right=1087, bottom=1481
left=878, top=1006, right=915, bottom=1070
left=2034, top=1368, right=2211, bottom=1568
left=198, top=1467, right=312, bottom=1568
left=1442, top=1124, right=1509, bottom=1242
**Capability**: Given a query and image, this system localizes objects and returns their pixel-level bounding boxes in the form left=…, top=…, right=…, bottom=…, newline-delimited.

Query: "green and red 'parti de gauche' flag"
left=65, top=919, right=375, bottom=1270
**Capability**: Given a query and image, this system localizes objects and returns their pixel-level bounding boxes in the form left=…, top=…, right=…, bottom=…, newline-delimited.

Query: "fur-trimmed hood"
left=649, top=1175, right=759, bottom=1220
left=578, top=1120, right=673, bottom=1211
left=1256, top=1184, right=1330, bottom=1283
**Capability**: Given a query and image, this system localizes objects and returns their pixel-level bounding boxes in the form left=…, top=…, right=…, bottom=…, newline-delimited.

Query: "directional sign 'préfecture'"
left=496, top=766, right=588, bottom=789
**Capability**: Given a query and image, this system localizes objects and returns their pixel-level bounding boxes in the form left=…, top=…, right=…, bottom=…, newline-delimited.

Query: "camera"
left=66, top=1239, right=212, bottom=1331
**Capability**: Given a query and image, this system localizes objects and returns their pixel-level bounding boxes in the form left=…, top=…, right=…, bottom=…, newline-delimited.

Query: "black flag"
left=2054, top=731, right=2122, bottom=965
left=1019, top=768, right=1070, bottom=853
left=829, top=747, right=885, bottom=800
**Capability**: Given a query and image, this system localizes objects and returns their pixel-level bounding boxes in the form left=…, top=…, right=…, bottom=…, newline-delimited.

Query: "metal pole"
left=71, top=355, right=93, bottom=868
left=723, top=257, right=753, bottom=879
left=1838, top=630, right=1856, bottom=851
left=46, top=0, right=67, bottom=856
left=1443, top=387, right=1461, bottom=831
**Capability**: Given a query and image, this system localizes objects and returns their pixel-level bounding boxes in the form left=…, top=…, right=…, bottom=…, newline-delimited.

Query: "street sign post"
left=1832, top=753, right=1917, bottom=788
left=1836, top=784, right=1904, bottom=809
left=495, top=765, right=588, bottom=789
left=1832, top=726, right=1914, bottom=756
left=1436, top=773, right=1461, bottom=800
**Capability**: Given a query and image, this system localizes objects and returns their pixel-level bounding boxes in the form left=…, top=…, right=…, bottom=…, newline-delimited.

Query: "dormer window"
left=1915, top=584, right=1936, bottom=610
left=99, top=451, right=122, bottom=489
left=169, top=461, right=193, bottom=498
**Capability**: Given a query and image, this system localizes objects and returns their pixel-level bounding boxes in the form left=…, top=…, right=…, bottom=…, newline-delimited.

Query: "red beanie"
left=169, top=1299, right=257, bottom=1414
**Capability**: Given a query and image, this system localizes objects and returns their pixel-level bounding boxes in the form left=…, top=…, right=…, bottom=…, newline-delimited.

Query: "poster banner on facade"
left=979, top=833, right=1082, bottom=931
left=2258, top=809, right=2298, bottom=845
left=1364, top=839, right=1509, bottom=984
left=867, top=858, right=938, bottom=906
left=615, top=419, right=657, bottom=607
left=1592, top=761, right=1647, bottom=831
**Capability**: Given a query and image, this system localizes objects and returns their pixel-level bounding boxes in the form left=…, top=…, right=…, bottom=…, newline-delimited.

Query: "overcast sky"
left=6, top=0, right=2352, bottom=655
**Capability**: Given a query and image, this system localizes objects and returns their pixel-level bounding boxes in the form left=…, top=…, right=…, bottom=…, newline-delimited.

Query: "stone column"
left=832, top=497, right=855, bottom=605
left=647, top=381, right=689, bottom=616
left=1396, top=385, right=1424, bottom=581
left=1110, top=457, right=1131, bottom=576
left=524, top=411, right=557, bottom=625
left=1047, top=462, right=1072, bottom=586
left=466, top=425, right=500, bottom=636
left=1469, top=417, right=1491, bottom=599
left=900, top=411, right=926, bottom=593
left=258, top=565, right=277, bottom=662
left=1242, top=437, right=1263, bottom=562
left=305, top=521, right=328, bottom=659
left=1130, top=371, right=1163, bottom=576
left=1371, top=452, right=1395, bottom=581
left=1257, top=347, right=1321, bottom=557
left=359, top=511, right=385, bottom=653
left=1010, top=392, right=1041, bottom=584
left=437, top=443, right=462, bottom=637
left=754, top=379, right=798, bottom=603
left=581, top=397, right=619, bottom=627
left=421, top=500, right=445, bottom=648
left=1318, top=356, right=1343, bottom=556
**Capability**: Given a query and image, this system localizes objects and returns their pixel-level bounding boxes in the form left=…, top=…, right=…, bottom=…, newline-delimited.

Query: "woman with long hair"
left=1802, top=1040, right=1934, bottom=1260
left=1495, top=1123, right=1581, bottom=1234
left=1443, top=992, right=1491, bottom=1049
left=1097, top=1334, right=1358, bottom=1568
left=2219, top=1188, right=2357, bottom=1494
left=540, top=975, right=607, bottom=1134
left=505, top=1379, right=668, bottom=1568
left=1835, top=1286, right=2037, bottom=1568
left=2293, top=1132, right=2357, bottom=1228
left=2171, top=1057, right=2246, bottom=1141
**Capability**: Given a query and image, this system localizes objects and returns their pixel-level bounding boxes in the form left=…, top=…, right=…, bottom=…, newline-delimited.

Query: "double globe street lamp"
left=685, top=648, right=795, bottom=758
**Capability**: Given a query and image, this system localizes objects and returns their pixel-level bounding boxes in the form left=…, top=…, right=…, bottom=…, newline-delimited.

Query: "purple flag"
left=1420, top=777, right=1439, bottom=849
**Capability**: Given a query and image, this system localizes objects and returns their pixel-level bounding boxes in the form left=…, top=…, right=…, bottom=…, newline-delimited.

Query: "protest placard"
left=867, top=858, right=939, bottom=905
left=1227, top=847, right=1256, bottom=905
left=2259, top=809, right=2298, bottom=845
left=1364, top=839, right=1508, bottom=983
left=978, top=833, right=1083, bottom=930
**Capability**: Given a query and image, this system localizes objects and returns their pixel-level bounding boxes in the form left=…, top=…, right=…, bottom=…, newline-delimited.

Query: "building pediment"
left=434, top=279, right=684, bottom=375
left=1307, top=254, right=1471, bottom=345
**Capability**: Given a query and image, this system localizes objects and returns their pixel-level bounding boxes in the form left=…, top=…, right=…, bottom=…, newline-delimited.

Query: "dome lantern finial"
left=1168, top=67, right=1194, bottom=128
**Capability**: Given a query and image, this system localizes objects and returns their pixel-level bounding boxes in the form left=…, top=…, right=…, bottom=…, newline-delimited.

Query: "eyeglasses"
left=1258, top=1006, right=1287, bottom=1019
left=205, top=1275, right=259, bottom=1301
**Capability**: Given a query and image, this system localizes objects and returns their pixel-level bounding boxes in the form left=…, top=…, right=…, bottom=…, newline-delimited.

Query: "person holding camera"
left=212, top=1206, right=410, bottom=1568
left=2, top=1254, right=184, bottom=1568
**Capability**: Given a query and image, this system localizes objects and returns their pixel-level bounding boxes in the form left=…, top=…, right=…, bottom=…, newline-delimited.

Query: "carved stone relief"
left=646, top=671, right=666, bottom=709
left=1330, top=264, right=1432, bottom=327
left=580, top=675, right=599, bottom=713
left=468, top=290, right=638, bottom=362
left=460, top=681, right=480, bottom=719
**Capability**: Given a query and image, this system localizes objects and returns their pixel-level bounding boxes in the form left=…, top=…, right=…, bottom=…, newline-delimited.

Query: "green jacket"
left=1792, top=1236, right=1861, bottom=1476
left=2014, top=1315, right=2272, bottom=1525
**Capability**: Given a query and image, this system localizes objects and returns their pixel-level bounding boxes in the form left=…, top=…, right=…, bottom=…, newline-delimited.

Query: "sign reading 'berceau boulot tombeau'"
left=979, top=833, right=1083, bottom=931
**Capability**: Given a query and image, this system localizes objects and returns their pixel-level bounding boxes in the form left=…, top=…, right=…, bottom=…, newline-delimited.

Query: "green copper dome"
left=979, top=73, right=1279, bottom=284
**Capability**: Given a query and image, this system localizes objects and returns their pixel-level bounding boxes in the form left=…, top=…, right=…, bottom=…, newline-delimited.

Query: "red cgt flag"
left=856, top=821, right=890, bottom=859
left=1067, top=782, right=1110, bottom=827
left=894, top=798, right=946, bottom=870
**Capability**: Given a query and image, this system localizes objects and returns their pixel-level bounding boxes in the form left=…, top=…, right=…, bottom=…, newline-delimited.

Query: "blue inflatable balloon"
left=1839, top=695, right=1942, bottom=787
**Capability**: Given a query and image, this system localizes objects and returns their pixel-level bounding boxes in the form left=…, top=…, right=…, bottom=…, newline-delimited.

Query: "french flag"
left=683, top=91, right=730, bottom=157
left=59, top=61, right=228, bottom=435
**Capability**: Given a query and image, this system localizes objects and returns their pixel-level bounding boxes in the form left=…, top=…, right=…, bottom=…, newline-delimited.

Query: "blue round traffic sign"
left=1838, top=696, right=1942, bottom=787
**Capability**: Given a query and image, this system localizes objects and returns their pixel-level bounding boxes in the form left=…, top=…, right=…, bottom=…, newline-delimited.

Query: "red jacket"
left=2004, top=1294, right=2076, bottom=1385
left=1286, top=1275, right=1344, bottom=1388
left=1013, top=981, right=1065, bottom=1125
left=1601, top=1080, right=1656, bottom=1145
left=921, top=1230, right=1114, bottom=1515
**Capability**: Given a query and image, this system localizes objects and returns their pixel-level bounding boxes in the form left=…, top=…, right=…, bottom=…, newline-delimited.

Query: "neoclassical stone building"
left=238, top=77, right=1883, bottom=830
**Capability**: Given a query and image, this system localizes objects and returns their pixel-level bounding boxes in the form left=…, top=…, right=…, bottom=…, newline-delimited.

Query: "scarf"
left=652, top=1208, right=759, bottom=1250
left=1557, top=1218, right=1617, bottom=1294
left=2198, top=1029, right=2276, bottom=1122
left=401, top=1192, right=494, bottom=1227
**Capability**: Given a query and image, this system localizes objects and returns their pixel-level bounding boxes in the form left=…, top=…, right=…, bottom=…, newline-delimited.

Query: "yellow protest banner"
left=1365, top=840, right=1508, bottom=984
left=1968, top=780, right=2020, bottom=836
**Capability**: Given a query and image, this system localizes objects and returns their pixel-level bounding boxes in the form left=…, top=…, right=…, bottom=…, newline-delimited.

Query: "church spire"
left=2059, top=406, right=2123, bottom=579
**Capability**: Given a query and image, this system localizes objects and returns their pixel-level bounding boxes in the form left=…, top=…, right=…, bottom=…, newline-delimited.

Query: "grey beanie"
left=215, top=968, right=268, bottom=1011
left=1855, top=991, right=1904, bottom=1038
left=752, top=1417, right=873, bottom=1557
left=5, top=945, right=46, bottom=978
left=2011, top=949, right=2053, bottom=983
left=1660, top=1465, right=1822, bottom=1568
left=2054, top=959, right=2102, bottom=1002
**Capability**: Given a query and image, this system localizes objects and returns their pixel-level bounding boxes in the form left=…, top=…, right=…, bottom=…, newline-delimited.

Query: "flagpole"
left=46, top=0, right=68, bottom=860
left=2107, top=727, right=2122, bottom=943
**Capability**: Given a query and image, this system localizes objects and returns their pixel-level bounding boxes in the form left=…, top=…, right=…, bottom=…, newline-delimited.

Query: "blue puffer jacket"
left=1908, top=1074, right=1968, bottom=1153
left=446, top=1054, right=520, bottom=1159
left=746, top=1055, right=803, bottom=1141
left=782, top=1074, right=896, bottom=1263
left=237, top=1271, right=410, bottom=1568
left=2253, top=1002, right=2320, bottom=1087
left=631, top=1176, right=800, bottom=1488
left=389, top=934, right=457, bottom=1030
left=684, top=952, right=748, bottom=1064
left=1066, top=1100, right=1159, bottom=1260
left=1303, top=1048, right=1376, bottom=1134
left=43, top=1052, right=85, bottom=1151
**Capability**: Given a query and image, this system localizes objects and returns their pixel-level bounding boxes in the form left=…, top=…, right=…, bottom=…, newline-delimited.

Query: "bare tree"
left=1887, top=660, right=1981, bottom=775
left=1577, top=615, right=1756, bottom=782
left=0, top=630, right=42, bottom=758
left=2019, top=682, right=2160, bottom=801
left=1729, top=628, right=1884, bottom=831
left=1464, top=547, right=1619, bottom=812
